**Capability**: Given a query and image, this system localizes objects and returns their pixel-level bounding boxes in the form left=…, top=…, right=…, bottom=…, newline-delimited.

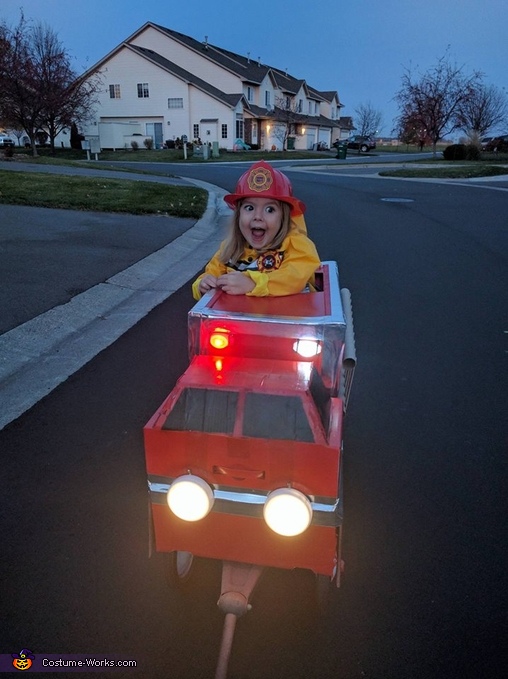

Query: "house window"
left=247, top=86, right=253, bottom=102
left=265, top=91, right=271, bottom=108
left=193, top=124, right=199, bottom=138
left=168, top=97, right=183, bottom=108
left=298, top=99, right=303, bottom=112
left=137, top=83, right=149, bottom=98
left=236, top=116, right=244, bottom=139
left=109, top=84, right=121, bottom=99
left=221, top=124, right=228, bottom=139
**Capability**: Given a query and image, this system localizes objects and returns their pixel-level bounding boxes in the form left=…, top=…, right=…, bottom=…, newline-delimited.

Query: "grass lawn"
left=0, top=169, right=208, bottom=218
left=3, top=146, right=326, bottom=164
left=379, top=164, right=508, bottom=179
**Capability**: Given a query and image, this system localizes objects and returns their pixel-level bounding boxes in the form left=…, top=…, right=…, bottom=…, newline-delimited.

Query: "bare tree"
left=272, top=96, right=306, bottom=150
left=0, top=15, right=101, bottom=155
left=0, top=14, right=46, bottom=155
left=353, top=102, right=383, bottom=153
left=31, top=23, right=101, bottom=152
left=395, top=54, right=483, bottom=156
left=456, top=83, right=508, bottom=137
left=7, top=127, right=26, bottom=146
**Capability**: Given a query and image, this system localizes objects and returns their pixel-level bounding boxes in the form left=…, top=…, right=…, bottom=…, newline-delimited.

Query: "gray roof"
left=152, top=24, right=272, bottom=84
left=150, top=23, right=336, bottom=99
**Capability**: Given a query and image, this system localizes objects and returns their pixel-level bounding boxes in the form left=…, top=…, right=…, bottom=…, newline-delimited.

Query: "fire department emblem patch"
left=257, top=251, right=283, bottom=272
left=248, top=166, right=273, bottom=193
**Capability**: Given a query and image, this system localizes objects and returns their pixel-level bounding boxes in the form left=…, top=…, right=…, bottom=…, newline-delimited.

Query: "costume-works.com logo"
left=11, top=649, right=34, bottom=670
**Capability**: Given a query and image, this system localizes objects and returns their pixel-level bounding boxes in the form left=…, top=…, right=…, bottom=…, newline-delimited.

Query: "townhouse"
left=81, top=22, right=345, bottom=151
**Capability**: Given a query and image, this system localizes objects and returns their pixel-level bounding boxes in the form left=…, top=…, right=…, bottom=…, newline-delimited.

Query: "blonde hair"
left=219, top=200, right=292, bottom=265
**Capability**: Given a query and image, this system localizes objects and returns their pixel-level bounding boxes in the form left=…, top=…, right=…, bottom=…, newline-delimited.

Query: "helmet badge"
left=247, top=166, right=273, bottom=193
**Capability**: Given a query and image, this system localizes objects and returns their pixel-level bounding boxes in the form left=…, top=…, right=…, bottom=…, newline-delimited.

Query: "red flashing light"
left=210, top=328, right=230, bottom=350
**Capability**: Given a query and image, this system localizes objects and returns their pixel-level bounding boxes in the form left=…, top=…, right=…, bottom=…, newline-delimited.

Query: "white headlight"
left=293, top=339, right=321, bottom=358
left=167, top=475, right=214, bottom=522
left=263, top=488, right=313, bottom=536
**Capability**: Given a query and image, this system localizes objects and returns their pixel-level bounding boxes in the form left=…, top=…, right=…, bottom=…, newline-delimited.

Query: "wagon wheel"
left=163, top=551, right=196, bottom=588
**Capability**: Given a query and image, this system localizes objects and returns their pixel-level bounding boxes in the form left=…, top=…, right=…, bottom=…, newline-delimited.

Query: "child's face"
left=238, top=197, right=283, bottom=250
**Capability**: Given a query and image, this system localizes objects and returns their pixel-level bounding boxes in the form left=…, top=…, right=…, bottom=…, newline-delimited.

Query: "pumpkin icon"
left=12, top=649, right=34, bottom=671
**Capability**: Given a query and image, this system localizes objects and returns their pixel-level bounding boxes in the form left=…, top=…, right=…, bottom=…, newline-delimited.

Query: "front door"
left=146, top=122, right=163, bottom=149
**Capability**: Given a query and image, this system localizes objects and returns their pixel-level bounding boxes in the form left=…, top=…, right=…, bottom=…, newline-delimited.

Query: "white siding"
left=189, top=88, right=235, bottom=146
left=87, top=45, right=237, bottom=148
left=97, top=48, right=189, bottom=120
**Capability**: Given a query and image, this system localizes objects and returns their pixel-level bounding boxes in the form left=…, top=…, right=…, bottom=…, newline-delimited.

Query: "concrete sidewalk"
left=0, top=164, right=230, bottom=430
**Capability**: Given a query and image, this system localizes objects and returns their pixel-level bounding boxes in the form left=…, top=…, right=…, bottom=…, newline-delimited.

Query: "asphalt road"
left=0, top=165, right=230, bottom=429
left=1, top=160, right=507, bottom=678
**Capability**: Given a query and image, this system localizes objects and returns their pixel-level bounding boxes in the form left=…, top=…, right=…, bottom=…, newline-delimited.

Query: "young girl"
left=192, top=161, right=321, bottom=300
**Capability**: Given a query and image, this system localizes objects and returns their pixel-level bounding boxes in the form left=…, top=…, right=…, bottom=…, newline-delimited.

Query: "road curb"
left=0, top=185, right=228, bottom=430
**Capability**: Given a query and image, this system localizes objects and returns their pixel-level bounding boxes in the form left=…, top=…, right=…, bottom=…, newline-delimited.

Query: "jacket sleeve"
left=245, top=232, right=320, bottom=297
left=191, top=247, right=228, bottom=300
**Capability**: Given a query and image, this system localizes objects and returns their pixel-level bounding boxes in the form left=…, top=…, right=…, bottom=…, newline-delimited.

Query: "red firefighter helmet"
left=224, top=161, right=306, bottom=215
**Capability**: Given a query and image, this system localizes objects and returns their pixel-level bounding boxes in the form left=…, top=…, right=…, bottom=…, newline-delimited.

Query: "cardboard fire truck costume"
left=144, top=259, right=355, bottom=580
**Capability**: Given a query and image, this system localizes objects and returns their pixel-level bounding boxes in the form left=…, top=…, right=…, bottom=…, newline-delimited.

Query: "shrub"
left=70, top=122, right=85, bottom=150
left=443, top=144, right=466, bottom=160
left=465, top=144, right=481, bottom=160
left=443, top=143, right=481, bottom=161
left=143, top=138, right=154, bottom=150
left=131, top=140, right=139, bottom=151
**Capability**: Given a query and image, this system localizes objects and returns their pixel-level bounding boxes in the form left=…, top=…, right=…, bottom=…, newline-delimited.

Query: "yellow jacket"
left=192, top=215, right=320, bottom=300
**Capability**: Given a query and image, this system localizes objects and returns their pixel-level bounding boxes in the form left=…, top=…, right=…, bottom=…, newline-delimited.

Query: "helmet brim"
left=223, top=193, right=306, bottom=215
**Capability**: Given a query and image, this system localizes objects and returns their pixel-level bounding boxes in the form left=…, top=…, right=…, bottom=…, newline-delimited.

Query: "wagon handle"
left=215, top=561, right=264, bottom=679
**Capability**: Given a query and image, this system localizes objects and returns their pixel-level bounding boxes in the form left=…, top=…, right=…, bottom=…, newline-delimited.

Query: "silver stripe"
left=148, top=480, right=342, bottom=527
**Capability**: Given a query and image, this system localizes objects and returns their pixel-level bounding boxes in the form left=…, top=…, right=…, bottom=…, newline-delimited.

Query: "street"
left=1, top=162, right=507, bottom=678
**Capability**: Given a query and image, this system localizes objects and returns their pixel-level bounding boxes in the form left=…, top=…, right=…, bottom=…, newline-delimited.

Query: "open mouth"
left=250, top=228, right=266, bottom=242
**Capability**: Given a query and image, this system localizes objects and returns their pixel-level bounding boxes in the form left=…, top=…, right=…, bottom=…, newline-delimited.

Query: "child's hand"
left=217, top=272, right=255, bottom=295
left=198, top=274, right=218, bottom=294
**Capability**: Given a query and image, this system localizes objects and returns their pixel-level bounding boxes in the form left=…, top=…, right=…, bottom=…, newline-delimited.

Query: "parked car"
left=484, top=134, right=508, bottom=152
left=0, top=134, right=15, bottom=148
left=346, top=135, right=376, bottom=152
